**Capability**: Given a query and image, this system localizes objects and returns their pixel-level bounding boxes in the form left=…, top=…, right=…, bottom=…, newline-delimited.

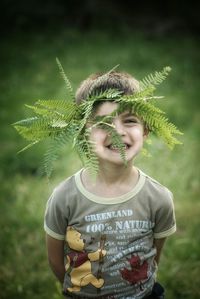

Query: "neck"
left=82, top=161, right=139, bottom=197
left=96, top=163, right=137, bottom=185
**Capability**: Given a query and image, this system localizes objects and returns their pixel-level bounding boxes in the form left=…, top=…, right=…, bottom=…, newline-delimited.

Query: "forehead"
left=95, top=101, right=118, bottom=116
left=95, top=101, right=133, bottom=117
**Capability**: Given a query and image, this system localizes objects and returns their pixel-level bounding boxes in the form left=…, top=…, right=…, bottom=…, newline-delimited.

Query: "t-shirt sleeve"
left=153, top=190, right=176, bottom=239
left=44, top=186, right=69, bottom=240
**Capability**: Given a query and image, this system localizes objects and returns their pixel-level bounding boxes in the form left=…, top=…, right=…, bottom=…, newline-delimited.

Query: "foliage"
left=13, top=62, right=183, bottom=177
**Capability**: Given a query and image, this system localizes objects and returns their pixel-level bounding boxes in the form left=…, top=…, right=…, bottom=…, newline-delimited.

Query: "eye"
left=125, top=119, right=136, bottom=123
left=124, top=118, right=138, bottom=124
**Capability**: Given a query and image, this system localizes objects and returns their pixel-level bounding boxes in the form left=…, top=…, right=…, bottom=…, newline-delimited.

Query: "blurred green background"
left=1, top=1, right=200, bottom=298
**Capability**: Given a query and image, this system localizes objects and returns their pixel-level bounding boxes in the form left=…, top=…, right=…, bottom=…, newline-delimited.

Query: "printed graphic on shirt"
left=65, top=226, right=107, bottom=293
left=120, top=255, right=148, bottom=284
left=64, top=209, right=156, bottom=297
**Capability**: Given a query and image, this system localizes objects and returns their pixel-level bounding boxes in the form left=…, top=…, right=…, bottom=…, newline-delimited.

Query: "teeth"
left=110, top=146, right=118, bottom=150
left=109, top=144, right=129, bottom=150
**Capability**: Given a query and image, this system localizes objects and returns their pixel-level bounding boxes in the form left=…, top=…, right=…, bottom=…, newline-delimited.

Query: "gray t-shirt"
left=44, top=169, right=176, bottom=299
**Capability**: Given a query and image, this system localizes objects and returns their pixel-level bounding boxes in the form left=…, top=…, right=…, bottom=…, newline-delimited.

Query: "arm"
left=153, top=237, right=166, bottom=265
left=46, top=234, right=65, bottom=284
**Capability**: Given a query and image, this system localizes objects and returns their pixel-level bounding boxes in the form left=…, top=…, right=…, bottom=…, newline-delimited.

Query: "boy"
left=44, top=71, right=176, bottom=299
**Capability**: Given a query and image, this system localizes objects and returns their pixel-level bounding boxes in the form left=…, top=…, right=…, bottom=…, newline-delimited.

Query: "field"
left=0, top=29, right=200, bottom=299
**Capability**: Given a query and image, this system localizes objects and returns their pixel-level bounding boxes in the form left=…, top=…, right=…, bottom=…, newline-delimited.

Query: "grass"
left=0, top=28, right=200, bottom=299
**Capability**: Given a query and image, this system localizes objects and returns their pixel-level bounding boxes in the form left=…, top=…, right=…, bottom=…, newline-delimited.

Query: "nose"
left=113, top=119, right=126, bottom=136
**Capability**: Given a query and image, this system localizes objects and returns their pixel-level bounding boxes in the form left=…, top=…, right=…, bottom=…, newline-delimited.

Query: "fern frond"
left=13, top=63, right=183, bottom=177
left=76, top=89, right=122, bottom=138
left=76, top=130, right=99, bottom=176
left=75, top=99, right=96, bottom=139
left=25, top=104, right=66, bottom=120
left=116, top=98, right=182, bottom=150
left=35, top=100, right=79, bottom=121
left=88, top=88, right=123, bottom=101
left=17, top=140, right=40, bottom=154
left=14, top=117, right=67, bottom=141
left=36, top=99, right=75, bottom=111
left=121, top=86, right=156, bottom=102
left=25, top=104, right=53, bottom=116
left=139, top=66, right=171, bottom=90
left=130, top=101, right=183, bottom=148
left=117, top=97, right=165, bottom=117
left=56, top=58, right=74, bottom=100
left=93, top=120, right=127, bottom=165
left=43, top=130, right=73, bottom=177
left=153, top=116, right=183, bottom=149
left=13, top=117, right=39, bottom=127
left=109, top=128, right=127, bottom=165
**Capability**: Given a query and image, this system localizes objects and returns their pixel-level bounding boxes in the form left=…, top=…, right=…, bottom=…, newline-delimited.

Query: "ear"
left=143, top=126, right=149, bottom=140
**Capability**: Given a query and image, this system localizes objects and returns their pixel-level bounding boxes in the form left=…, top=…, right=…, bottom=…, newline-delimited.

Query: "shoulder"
left=53, top=174, right=76, bottom=197
left=140, top=170, right=172, bottom=197
left=47, top=171, right=78, bottom=208
left=139, top=170, right=176, bottom=238
left=139, top=170, right=174, bottom=207
left=44, top=172, right=79, bottom=239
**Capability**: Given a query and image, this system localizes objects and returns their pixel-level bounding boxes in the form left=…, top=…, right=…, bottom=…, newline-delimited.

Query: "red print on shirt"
left=120, top=255, right=148, bottom=284
left=68, top=251, right=89, bottom=268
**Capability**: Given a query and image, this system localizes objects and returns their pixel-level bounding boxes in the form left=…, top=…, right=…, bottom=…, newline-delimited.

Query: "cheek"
left=89, top=128, right=107, bottom=143
left=131, top=127, right=144, bottom=139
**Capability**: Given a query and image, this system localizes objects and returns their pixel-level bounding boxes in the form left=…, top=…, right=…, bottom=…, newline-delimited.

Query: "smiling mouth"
left=107, top=143, right=130, bottom=151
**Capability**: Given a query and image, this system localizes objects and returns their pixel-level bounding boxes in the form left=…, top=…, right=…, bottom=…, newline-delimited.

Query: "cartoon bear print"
left=65, top=226, right=107, bottom=293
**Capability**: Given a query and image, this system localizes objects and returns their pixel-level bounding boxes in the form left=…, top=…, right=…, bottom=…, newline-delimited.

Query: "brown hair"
left=75, top=71, right=140, bottom=105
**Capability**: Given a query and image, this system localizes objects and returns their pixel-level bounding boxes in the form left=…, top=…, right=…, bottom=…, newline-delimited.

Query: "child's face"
left=88, top=101, right=148, bottom=166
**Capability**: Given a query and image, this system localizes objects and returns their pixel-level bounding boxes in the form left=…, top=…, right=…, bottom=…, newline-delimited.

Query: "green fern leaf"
left=93, top=119, right=127, bottom=166
left=14, top=117, right=66, bottom=141
left=35, top=100, right=79, bottom=120
left=43, top=131, right=71, bottom=177
left=76, top=132, right=99, bottom=176
left=13, top=63, right=183, bottom=177
left=139, top=66, right=171, bottom=90
left=56, top=58, right=74, bottom=100
left=17, top=140, right=40, bottom=154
